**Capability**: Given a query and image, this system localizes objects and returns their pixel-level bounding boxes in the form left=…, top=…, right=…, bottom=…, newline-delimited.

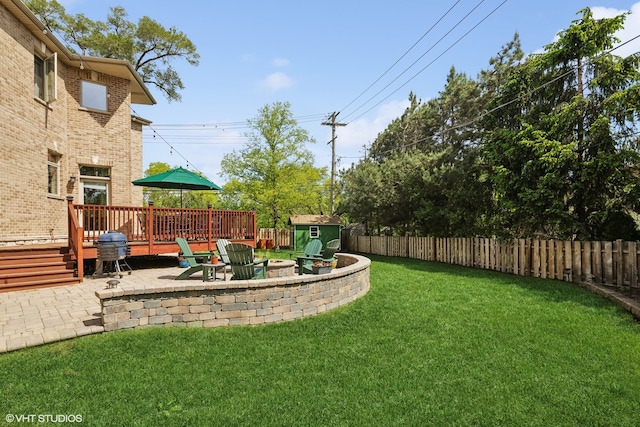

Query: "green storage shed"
left=289, top=215, right=342, bottom=251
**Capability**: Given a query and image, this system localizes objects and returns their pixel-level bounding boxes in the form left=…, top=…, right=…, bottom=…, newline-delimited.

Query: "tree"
left=337, top=160, right=385, bottom=235
left=484, top=8, right=640, bottom=239
left=25, top=0, right=199, bottom=102
left=220, top=102, right=328, bottom=242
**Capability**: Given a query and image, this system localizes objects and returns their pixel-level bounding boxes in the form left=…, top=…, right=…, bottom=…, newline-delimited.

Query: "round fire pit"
left=266, top=259, right=296, bottom=278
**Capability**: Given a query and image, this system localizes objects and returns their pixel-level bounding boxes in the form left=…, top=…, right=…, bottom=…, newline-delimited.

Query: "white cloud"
left=537, top=3, right=640, bottom=57
left=271, top=57, right=290, bottom=67
left=316, top=99, right=411, bottom=168
left=590, top=3, right=640, bottom=57
left=339, top=98, right=411, bottom=148
left=258, top=72, right=293, bottom=92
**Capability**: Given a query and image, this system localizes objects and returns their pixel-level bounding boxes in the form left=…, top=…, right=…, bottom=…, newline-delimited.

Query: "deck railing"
left=71, top=201, right=256, bottom=244
left=66, top=200, right=256, bottom=282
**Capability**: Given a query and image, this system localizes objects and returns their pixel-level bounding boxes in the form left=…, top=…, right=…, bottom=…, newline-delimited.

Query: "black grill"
left=93, top=231, right=132, bottom=278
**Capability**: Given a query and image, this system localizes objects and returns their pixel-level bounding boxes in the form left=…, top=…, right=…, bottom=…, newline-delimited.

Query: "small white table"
left=202, top=262, right=227, bottom=282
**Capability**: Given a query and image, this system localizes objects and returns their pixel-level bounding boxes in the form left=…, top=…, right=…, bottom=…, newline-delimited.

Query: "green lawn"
left=1, top=255, right=639, bottom=426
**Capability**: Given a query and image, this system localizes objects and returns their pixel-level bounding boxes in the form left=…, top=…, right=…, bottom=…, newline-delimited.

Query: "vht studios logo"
left=5, top=414, right=83, bottom=423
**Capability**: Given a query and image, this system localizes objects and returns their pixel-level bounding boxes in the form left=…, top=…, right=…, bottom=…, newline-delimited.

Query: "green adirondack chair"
left=321, top=239, right=340, bottom=261
left=216, top=238, right=231, bottom=264
left=226, top=243, right=269, bottom=280
left=175, top=237, right=215, bottom=280
left=296, top=239, right=323, bottom=274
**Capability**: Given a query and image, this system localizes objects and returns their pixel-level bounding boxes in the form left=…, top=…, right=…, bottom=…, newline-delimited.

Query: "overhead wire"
left=340, top=0, right=493, bottom=122
left=345, top=0, right=510, bottom=124
left=338, top=0, right=463, bottom=116
left=362, top=36, right=640, bottom=160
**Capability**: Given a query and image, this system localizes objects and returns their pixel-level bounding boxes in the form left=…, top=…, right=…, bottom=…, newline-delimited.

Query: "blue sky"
left=57, top=0, right=640, bottom=185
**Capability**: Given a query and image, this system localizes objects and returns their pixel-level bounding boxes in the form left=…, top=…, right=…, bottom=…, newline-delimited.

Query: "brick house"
left=0, top=0, right=155, bottom=247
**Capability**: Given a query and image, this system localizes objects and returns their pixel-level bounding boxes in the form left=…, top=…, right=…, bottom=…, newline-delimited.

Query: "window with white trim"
left=81, top=80, right=108, bottom=111
left=309, top=226, right=319, bottom=238
left=34, top=52, right=57, bottom=102
left=47, top=151, right=60, bottom=196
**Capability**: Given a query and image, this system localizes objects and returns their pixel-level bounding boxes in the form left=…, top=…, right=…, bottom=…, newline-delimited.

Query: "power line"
left=341, top=0, right=492, bottom=122
left=130, top=104, right=203, bottom=174
left=346, top=0, right=510, bottom=124
left=338, top=0, right=463, bottom=115
left=321, top=112, right=347, bottom=215
left=364, top=39, right=640, bottom=160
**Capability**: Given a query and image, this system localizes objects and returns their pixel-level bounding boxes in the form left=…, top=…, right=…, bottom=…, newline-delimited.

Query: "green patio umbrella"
left=132, top=167, right=222, bottom=207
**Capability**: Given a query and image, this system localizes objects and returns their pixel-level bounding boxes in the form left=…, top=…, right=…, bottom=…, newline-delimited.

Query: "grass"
left=1, top=255, right=640, bottom=426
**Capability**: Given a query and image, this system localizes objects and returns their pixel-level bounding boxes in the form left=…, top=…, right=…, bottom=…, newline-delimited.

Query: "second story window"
left=81, top=80, right=108, bottom=112
left=34, top=53, right=57, bottom=102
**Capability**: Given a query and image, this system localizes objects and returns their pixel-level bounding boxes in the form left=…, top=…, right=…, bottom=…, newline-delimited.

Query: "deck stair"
left=0, top=244, right=80, bottom=292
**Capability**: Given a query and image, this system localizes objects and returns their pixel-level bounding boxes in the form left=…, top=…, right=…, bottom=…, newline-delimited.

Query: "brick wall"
left=0, top=3, right=145, bottom=245
left=96, top=254, right=371, bottom=332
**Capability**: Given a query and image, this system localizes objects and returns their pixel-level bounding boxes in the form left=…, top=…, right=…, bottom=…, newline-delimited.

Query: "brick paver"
left=0, top=266, right=189, bottom=354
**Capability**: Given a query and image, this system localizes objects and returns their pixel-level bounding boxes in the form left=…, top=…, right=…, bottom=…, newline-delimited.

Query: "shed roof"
left=289, top=215, right=342, bottom=226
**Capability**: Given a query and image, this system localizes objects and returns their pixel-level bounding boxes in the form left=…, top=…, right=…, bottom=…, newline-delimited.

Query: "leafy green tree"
left=220, top=102, right=328, bottom=240
left=25, top=0, right=199, bottom=102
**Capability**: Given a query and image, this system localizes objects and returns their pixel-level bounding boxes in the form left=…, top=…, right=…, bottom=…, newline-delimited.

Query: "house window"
left=47, top=151, right=60, bottom=195
left=79, top=166, right=110, bottom=205
left=81, top=80, right=108, bottom=111
left=34, top=52, right=57, bottom=102
left=309, top=226, right=319, bottom=239
left=79, top=166, right=111, bottom=178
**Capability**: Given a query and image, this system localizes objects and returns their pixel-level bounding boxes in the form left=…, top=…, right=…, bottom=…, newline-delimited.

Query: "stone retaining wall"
left=96, top=253, right=370, bottom=332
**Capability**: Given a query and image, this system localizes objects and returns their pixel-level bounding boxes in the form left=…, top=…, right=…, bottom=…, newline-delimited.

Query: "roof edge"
left=3, top=0, right=156, bottom=105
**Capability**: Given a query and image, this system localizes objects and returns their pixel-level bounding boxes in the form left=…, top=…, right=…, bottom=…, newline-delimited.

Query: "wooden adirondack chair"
left=226, top=243, right=269, bottom=280
left=321, top=239, right=340, bottom=261
left=216, top=238, right=231, bottom=264
left=175, top=237, right=215, bottom=280
left=296, top=239, right=323, bottom=275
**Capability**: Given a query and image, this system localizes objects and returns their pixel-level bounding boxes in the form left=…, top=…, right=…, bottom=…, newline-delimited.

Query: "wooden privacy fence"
left=257, top=228, right=291, bottom=248
left=344, top=235, right=640, bottom=295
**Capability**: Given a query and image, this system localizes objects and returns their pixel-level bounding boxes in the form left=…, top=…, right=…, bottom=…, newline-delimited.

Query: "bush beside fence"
left=344, top=235, right=640, bottom=297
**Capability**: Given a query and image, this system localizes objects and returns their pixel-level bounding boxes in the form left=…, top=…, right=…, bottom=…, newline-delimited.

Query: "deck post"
left=253, top=208, right=257, bottom=247
left=147, top=201, right=155, bottom=254
left=67, top=196, right=84, bottom=280
left=207, top=204, right=213, bottom=251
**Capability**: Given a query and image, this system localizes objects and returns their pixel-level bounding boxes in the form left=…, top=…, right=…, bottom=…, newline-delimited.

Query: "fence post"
left=582, top=241, right=592, bottom=283
left=629, top=241, right=637, bottom=293
left=616, top=240, right=624, bottom=291
left=572, top=241, right=581, bottom=283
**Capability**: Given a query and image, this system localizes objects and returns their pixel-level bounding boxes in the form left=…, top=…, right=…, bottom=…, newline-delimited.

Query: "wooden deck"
left=68, top=199, right=257, bottom=279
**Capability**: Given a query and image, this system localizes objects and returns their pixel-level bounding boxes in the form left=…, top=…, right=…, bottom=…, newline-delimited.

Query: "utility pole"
left=322, top=112, right=346, bottom=215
